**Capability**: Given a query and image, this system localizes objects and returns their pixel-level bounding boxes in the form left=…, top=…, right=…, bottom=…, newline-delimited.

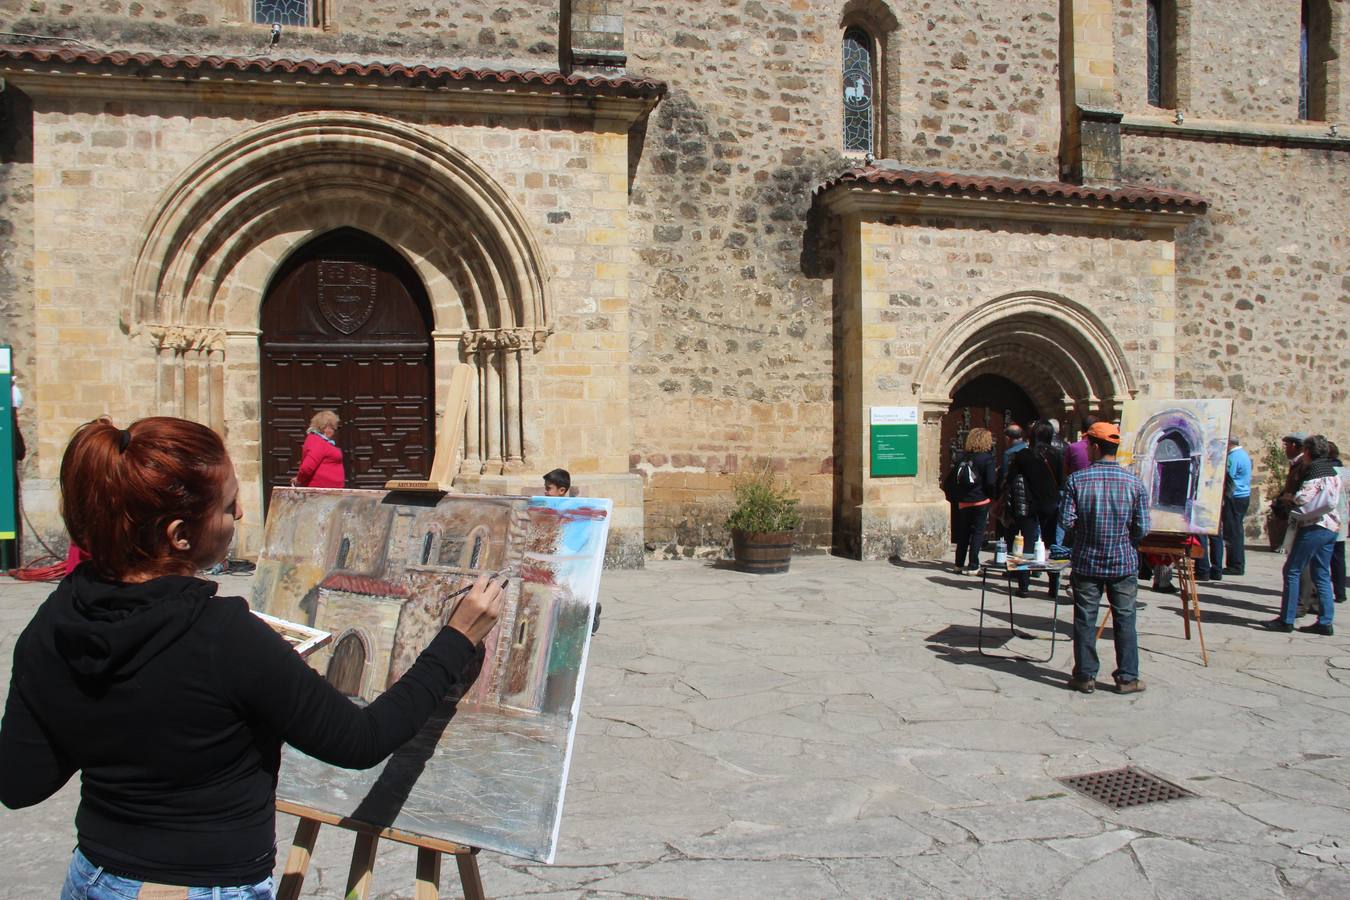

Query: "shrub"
left=724, top=469, right=803, bottom=534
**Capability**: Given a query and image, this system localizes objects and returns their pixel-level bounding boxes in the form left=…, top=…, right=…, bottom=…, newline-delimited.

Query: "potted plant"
left=725, top=468, right=803, bottom=573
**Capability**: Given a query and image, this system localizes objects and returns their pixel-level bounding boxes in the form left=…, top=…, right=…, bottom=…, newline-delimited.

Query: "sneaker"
left=1261, top=618, right=1294, bottom=632
left=1115, top=679, right=1146, bottom=694
left=1298, top=622, right=1334, bottom=636
left=1068, top=676, right=1096, bottom=693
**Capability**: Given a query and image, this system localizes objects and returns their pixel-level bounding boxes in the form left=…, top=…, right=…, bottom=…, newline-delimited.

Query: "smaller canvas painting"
left=1117, top=398, right=1233, bottom=535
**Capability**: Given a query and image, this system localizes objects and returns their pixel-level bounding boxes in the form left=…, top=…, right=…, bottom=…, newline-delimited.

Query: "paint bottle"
left=1012, top=534, right=1024, bottom=558
left=994, top=538, right=1007, bottom=565
left=1033, top=538, right=1047, bottom=565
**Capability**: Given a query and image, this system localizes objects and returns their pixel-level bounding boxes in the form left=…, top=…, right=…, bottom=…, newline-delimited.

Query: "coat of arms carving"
left=317, top=260, right=377, bottom=335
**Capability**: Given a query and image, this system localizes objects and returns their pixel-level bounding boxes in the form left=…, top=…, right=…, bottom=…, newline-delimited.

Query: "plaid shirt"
left=1059, top=459, right=1150, bottom=580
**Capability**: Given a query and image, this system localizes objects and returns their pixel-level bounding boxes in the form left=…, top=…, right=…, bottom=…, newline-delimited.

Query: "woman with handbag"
left=944, top=427, right=998, bottom=574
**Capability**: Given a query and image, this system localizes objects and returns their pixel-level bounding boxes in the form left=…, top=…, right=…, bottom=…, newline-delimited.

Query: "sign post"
left=869, top=406, right=919, bottom=477
left=0, top=346, right=15, bottom=568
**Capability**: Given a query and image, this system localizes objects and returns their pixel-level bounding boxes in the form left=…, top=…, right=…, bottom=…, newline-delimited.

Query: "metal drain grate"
left=1058, top=766, right=1195, bottom=809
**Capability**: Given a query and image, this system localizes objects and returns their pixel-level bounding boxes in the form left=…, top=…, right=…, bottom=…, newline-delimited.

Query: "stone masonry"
left=0, top=0, right=1345, bottom=562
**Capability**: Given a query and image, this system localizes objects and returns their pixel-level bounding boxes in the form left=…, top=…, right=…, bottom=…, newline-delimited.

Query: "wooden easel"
left=385, top=363, right=474, bottom=492
left=1095, top=533, right=1208, bottom=666
left=275, top=799, right=485, bottom=900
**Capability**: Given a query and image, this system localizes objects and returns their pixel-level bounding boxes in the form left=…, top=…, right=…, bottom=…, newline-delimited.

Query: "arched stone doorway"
left=326, top=631, right=368, bottom=698
left=913, top=291, right=1138, bottom=494
left=259, top=228, right=434, bottom=507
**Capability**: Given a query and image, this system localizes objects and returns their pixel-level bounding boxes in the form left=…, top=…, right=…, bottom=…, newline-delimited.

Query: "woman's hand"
left=446, top=573, right=507, bottom=645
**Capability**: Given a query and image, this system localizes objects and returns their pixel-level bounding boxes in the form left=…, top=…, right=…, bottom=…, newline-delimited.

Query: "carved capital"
left=143, top=322, right=226, bottom=353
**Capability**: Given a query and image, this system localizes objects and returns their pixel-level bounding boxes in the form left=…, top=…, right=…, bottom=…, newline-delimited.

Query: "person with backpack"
left=944, top=427, right=998, bottom=574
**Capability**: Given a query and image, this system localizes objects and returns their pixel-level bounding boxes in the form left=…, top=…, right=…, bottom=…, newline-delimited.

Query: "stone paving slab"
left=1, top=546, right=1349, bottom=898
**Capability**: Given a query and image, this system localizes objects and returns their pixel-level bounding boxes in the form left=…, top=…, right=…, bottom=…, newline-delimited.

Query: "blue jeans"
left=1071, top=574, right=1140, bottom=683
left=62, top=848, right=275, bottom=900
left=1015, top=511, right=1061, bottom=594
left=1281, top=525, right=1336, bottom=626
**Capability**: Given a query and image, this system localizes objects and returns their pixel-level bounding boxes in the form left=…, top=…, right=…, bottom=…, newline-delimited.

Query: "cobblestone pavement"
left=2, top=549, right=1349, bottom=899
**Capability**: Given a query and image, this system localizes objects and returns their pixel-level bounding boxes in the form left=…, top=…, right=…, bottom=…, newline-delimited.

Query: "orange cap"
left=1086, top=421, right=1121, bottom=444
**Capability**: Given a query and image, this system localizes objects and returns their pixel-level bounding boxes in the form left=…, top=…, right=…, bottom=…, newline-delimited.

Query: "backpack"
left=956, top=457, right=977, bottom=487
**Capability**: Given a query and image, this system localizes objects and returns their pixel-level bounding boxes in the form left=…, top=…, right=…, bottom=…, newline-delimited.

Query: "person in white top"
left=1265, top=434, right=1342, bottom=635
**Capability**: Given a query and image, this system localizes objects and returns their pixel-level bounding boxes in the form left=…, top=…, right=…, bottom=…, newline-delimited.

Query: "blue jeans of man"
left=62, top=848, right=275, bottom=899
left=1222, top=494, right=1250, bottom=573
left=1071, top=574, right=1140, bottom=684
left=1281, top=525, right=1337, bottom=626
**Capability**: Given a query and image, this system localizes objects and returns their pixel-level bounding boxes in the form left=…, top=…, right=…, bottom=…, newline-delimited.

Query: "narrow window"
left=420, top=532, right=433, bottom=565
left=1301, top=0, right=1331, bottom=120
left=336, top=536, right=350, bottom=569
left=253, top=0, right=311, bottom=27
left=469, top=534, right=484, bottom=570
left=1146, top=0, right=1177, bottom=108
left=842, top=27, right=875, bottom=154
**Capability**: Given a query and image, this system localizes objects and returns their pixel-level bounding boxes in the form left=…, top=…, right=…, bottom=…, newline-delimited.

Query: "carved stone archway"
left=121, top=110, right=552, bottom=476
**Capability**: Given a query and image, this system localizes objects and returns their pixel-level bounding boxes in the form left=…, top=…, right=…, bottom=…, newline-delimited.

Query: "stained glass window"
left=842, top=27, right=874, bottom=154
left=253, top=0, right=310, bottom=27
left=1146, top=0, right=1162, bottom=107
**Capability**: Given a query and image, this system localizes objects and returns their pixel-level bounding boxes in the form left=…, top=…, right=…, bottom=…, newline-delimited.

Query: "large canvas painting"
left=251, top=488, right=611, bottom=863
left=1116, top=398, right=1233, bottom=535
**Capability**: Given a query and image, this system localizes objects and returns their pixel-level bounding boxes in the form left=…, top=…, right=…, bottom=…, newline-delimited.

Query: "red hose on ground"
left=7, top=555, right=66, bottom=582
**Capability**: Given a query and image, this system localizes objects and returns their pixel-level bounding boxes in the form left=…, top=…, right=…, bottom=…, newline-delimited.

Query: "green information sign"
left=0, top=345, right=14, bottom=541
left=870, top=406, right=919, bottom=477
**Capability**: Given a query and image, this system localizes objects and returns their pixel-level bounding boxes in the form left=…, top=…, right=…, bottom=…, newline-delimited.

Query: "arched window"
left=336, top=536, right=350, bottom=569
left=1300, top=0, right=1332, bottom=120
left=842, top=27, right=876, bottom=154
left=253, top=0, right=311, bottom=26
left=1146, top=0, right=1177, bottom=108
left=420, top=532, right=434, bottom=565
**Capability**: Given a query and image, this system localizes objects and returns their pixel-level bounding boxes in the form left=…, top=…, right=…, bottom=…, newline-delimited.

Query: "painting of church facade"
left=250, top=488, right=611, bottom=863
left=1117, top=399, right=1233, bottom=536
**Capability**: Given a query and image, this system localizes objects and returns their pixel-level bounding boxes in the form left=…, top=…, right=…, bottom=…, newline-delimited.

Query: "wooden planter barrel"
left=731, top=529, right=795, bottom=574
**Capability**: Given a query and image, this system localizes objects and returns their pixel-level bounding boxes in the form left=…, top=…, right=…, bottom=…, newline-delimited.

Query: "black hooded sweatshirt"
left=0, top=567, right=477, bottom=887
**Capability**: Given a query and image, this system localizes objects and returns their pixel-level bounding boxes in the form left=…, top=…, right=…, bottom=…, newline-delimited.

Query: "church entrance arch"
left=260, top=228, right=434, bottom=509
left=913, top=291, right=1138, bottom=495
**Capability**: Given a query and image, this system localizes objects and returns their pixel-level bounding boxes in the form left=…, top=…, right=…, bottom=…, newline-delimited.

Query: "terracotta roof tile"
left=819, top=166, right=1208, bottom=212
left=319, top=573, right=409, bottom=598
left=0, top=45, right=666, bottom=98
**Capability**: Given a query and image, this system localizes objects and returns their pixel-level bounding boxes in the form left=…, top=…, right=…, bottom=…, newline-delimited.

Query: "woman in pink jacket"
left=291, top=409, right=345, bottom=489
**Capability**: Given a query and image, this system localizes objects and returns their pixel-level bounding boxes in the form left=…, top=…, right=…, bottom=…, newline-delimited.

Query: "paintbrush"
left=441, top=570, right=510, bottom=619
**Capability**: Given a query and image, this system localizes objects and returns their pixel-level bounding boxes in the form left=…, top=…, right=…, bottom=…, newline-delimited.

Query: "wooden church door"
left=260, top=229, right=435, bottom=511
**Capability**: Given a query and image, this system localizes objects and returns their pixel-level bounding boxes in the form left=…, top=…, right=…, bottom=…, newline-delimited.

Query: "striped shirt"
left=1059, top=459, right=1150, bottom=580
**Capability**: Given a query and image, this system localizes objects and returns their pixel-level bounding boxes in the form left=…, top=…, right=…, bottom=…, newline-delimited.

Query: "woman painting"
left=944, top=427, right=998, bottom=574
left=292, top=409, right=345, bottom=489
left=0, top=416, right=504, bottom=898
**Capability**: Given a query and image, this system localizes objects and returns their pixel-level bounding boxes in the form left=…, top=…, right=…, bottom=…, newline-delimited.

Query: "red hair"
left=60, top=416, right=229, bottom=581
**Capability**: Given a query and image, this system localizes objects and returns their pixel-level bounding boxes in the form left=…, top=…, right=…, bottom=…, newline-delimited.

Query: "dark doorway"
left=326, top=632, right=367, bottom=698
left=1154, top=431, right=1194, bottom=511
left=941, top=375, right=1039, bottom=477
left=260, top=229, right=435, bottom=513
left=941, top=375, right=1038, bottom=539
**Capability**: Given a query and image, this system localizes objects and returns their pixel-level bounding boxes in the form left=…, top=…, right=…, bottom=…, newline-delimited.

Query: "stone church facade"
left=1, top=1, right=1345, bottom=564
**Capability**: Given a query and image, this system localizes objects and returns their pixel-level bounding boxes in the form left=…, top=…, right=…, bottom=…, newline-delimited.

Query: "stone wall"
left=13, top=87, right=642, bottom=560
left=0, top=1, right=562, bottom=66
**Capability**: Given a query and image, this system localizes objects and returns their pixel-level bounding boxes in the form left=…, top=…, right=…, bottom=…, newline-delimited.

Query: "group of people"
left=947, top=414, right=1348, bottom=694
left=1264, top=430, right=1347, bottom=636
left=944, top=416, right=1150, bottom=693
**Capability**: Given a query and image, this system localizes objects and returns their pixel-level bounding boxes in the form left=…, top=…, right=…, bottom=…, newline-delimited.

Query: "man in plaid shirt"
left=1059, top=421, right=1150, bottom=694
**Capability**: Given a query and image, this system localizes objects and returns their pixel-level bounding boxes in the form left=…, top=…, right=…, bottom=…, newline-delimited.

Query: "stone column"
left=482, top=339, right=503, bottom=475
left=502, top=330, right=524, bottom=472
